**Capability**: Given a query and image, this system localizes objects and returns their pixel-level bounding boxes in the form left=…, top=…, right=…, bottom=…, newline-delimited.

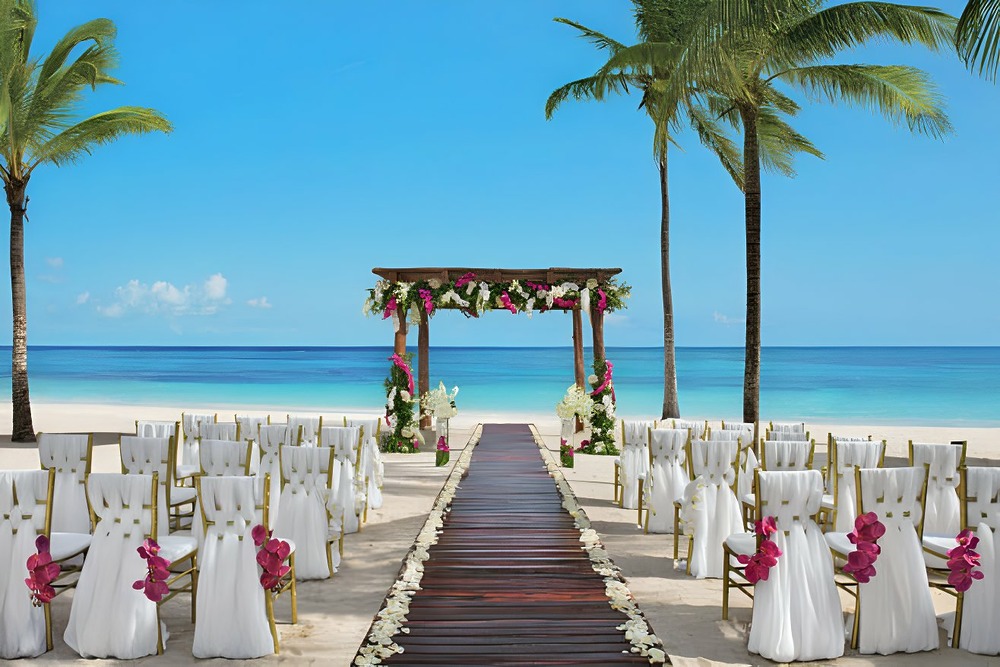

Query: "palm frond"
left=686, top=101, right=744, bottom=188
left=957, top=0, right=1000, bottom=81
left=771, top=3, right=956, bottom=69
left=36, top=18, right=116, bottom=88
left=756, top=105, right=824, bottom=178
left=545, top=72, right=634, bottom=118
left=777, top=63, right=952, bottom=138
left=553, top=18, right=627, bottom=56
left=28, top=106, right=172, bottom=170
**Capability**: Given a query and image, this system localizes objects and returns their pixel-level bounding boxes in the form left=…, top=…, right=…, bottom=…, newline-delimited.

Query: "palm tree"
left=0, top=1, right=171, bottom=441
left=602, top=1, right=954, bottom=423
left=957, top=1, right=1000, bottom=79
left=546, top=0, right=742, bottom=420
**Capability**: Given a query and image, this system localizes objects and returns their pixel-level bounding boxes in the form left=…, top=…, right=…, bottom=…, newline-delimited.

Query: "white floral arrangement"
left=555, top=384, right=594, bottom=424
left=421, top=381, right=459, bottom=420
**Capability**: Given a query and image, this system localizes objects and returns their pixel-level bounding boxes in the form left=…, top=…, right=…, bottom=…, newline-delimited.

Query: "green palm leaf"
left=957, top=0, right=1000, bottom=80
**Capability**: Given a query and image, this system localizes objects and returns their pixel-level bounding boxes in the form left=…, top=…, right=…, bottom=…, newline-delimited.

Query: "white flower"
left=428, top=278, right=441, bottom=289
left=586, top=278, right=599, bottom=289
left=400, top=390, right=411, bottom=402
left=588, top=374, right=599, bottom=385
left=401, top=427, right=414, bottom=438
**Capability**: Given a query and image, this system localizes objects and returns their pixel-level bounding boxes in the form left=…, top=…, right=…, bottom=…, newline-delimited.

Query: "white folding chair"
left=617, top=420, right=655, bottom=513
left=65, top=473, right=196, bottom=658
left=321, top=426, right=364, bottom=535
left=909, top=441, right=966, bottom=541
left=821, top=439, right=885, bottom=532
left=199, top=439, right=253, bottom=477
left=200, top=422, right=238, bottom=442
left=257, top=425, right=294, bottom=529
left=346, top=416, right=383, bottom=511
left=287, top=415, right=320, bottom=446
left=643, top=428, right=688, bottom=534
left=673, top=418, right=708, bottom=441
left=275, top=447, right=338, bottom=580
left=37, top=433, right=93, bottom=534
left=179, top=413, right=216, bottom=480
left=135, top=420, right=179, bottom=439
left=678, top=439, right=744, bottom=578
left=193, top=474, right=295, bottom=658
left=236, top=414, right=270, bottom=474
left=120, top=435, right=196, bottom=535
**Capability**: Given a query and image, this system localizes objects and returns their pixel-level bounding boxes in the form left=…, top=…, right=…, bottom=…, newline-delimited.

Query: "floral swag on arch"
left=365, top=271, right=631, bottom=455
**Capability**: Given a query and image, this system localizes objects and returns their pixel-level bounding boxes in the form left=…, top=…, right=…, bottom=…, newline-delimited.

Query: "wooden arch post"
left=591, top=307, right=606, bottom=380
left=418, top=309, right=431, bottom=429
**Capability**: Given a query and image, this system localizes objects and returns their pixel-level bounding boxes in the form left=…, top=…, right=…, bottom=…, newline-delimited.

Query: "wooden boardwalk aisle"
left=383, top=423, right=650, bottom=665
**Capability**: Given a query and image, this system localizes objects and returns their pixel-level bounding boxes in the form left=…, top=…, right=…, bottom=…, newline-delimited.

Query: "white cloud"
left=76, top=291, right=90, bottom=305
left=713, top=311, right=744, bottom=326
left=98, top=273, right=231, bottom=317
left=46, top=257, right=63, bottom=268
left=247, top=296, right=272, bottom=309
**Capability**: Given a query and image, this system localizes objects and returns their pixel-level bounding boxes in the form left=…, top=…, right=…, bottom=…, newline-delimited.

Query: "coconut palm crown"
left=0, top=0, right=172, bottom=441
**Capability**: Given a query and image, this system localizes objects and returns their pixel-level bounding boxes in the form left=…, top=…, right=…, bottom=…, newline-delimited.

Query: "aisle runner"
left=360, top=423, right=656, bottom=665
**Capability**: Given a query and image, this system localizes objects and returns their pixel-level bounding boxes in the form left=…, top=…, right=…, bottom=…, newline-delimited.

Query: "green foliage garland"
left=384, top=353, right=422, bottom=453
left=586, top=358, right=619, bottom=456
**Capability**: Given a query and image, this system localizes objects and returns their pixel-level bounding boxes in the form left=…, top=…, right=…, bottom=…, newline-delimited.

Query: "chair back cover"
left=288, top=415, right=320, bottom=446
left=673, top=419, right=707, bottom=441
left=347, top=417, right=384, bottom=510
left=236, top=415, right=268, bottom=473
left=322, top=426, right=363, bottom=534
left=721, top=421, right=755, bottom=432
left=856, top=466, right=937, bottom=655
left=910, top=442, right=964, bottom=537
left=275, top=447, right=335, bottom=579
left=682, top=440, right=743, bottom=578
left=120, top=436, right=172, bottom=537
left=192, top=476, right=273, bottom=658
left=762, top=440, right=812, bottom=471
left=0, top=470, right=51, bottom=658
left=256, top=425, right=292, bottom=527
left=770, top=422, right=806, bottom=434
left=767, top=431, right=809, bottom=442
left=65, top=474, right=159, bottom=659
left=618, top=420, right=655, bottom=510
left=201, top=422, right=238, bottom=442
left=646, top=429, right=689, bottom=533
left=181, top=413, right=215, bottom=468
left=709, top=430, right=743, bottom=442
left=832, top=440, right=885, bottom=532
left=136, top=420, right=177, bottom=439
left=959, top=467, right=1000, bottom=654
left=199, top=439, right=250, bottom=477
left=38, top=433, right=92, bottom=534
left=747, top=470, right=843, bottom=662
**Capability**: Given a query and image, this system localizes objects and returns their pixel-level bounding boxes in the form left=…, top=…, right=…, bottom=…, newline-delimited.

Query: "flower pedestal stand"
left=559, top=418, right=575, bottom=468
left=435, top=418, right=450, bottom=467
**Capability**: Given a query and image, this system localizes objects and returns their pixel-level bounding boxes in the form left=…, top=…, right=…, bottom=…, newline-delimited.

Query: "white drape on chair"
left=619, top=420, right=654, bottom=510
left=855, top=467, right=937, bottom=655
left=673, top=419, right=707, bottom=441
left=236, top=415, right=269, bottom=475
left=136, top=421, right=176, bottom=439
left=193, top=477, right=274, bottom=659
left=747, top=470, right=843, bottom=663
left=347, top=417, right=383, bottom=510
left=257, top=425, right=291, bottom=530
left=181, top=413, right=215, bottom=471
left=957, top=467, right=1000, bottom=655
left=646, top=429, right=688, bottom=533
left=763, top=440, right=811, bottom=471
left=830, top=440, right=884, bottom=532
left=288, top=415, right=320, bottom=446
left=911, top=443, right=962, bottom=537
left=275, top=447, right=334, bottom=580
left=0, top=471, right=49, bottom=659
left=119, top=436, right=172, bottom=538
left=323, top=426, right=363, bottom=534
left=38, top=434, right=91, bottom=534
left=682, top=440, right=743, bottom=579
left=65, top=474, right=161, bottom=659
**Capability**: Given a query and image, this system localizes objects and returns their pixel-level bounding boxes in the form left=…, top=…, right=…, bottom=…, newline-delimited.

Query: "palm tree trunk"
left=659, top=152, right=680, bottom=419
left=740, top=107, right=762, bottom=425
left=6, top=180, right=35, bottom=442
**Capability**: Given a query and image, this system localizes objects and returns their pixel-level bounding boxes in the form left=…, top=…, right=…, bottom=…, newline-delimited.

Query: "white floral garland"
left=354, top=425, right=482, bottom=666
left=530, top=426, right=667, bottom=664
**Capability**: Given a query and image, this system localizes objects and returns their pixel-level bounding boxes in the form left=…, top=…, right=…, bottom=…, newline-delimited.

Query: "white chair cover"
left=619, top=420, right=654, bottom=510
left=136, top=420, right=177, bottom=439
left=910, top=443, right=962, bottom=537
left=682, top=440, right=743, bottom=578
left=201, top=422, right=238, bottom=442
left=721, top=421, right=755, bottom=434
left=323, top=426, right=362, bottom=534
left=120, top=436, right=172, bottom=537
left=763, top=440, right=811, bottom=471
left=65, top=474, right=161, bottom=659
left=288, top=415, right=320, bottom=446
left=181, top=413, right=215, bottom=470
left=0, top=471, right=49, bottom=658
left=831, top=440, right=884, bottom=532
left=236, top=415, right=269, bottom=474
left=709, top=430, right=743, bottom=441
left=748, top=470, right=843, bottom=662
left=768, top=431, right=809, bottom=442
left=192, top=477, right=274, bottom=659
left=673, top=419, right=707, bottom=441
left=957, top=467, right=1000, bottom=655
left=257, top=425, right=292, bottom=530
left=347, top=417, right=383, bottom=510
left=646, top=429, right=689, bottom=533
left=855, top=467, right=937, bottom=655
left=275, top=447, right=334, bottom=580
left=770, top=422, right=806, bottom=434
left=199, top=439, right=250, bottom=477
left=38, top=434, right=91, bottom=534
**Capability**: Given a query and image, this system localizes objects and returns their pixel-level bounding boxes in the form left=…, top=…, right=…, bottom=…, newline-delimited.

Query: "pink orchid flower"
left=382, top=296, right=398, bottom=320
left=755, top=516, right=778, bottom=538
left=252, top=524, right=270, bottom=548
left=499, top=291, right=517, bottom=314
left=454, top=272, right=477, bottom=288
left=596, top=288, right=608, bottom=313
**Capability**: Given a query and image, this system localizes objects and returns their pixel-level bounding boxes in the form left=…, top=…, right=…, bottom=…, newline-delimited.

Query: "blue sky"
left=9, top=1, right=1000, bottom=347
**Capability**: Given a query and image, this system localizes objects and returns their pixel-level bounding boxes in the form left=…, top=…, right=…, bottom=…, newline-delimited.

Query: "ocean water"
left=4, top=346, right=999, bottom=426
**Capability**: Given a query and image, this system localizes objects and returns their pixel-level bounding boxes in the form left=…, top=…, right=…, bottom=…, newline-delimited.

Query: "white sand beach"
left=2, top=401, right=999, bottom=665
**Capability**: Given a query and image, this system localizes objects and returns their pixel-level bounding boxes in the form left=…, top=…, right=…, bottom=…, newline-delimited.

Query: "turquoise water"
left=5, top=346, right=999, bottom=426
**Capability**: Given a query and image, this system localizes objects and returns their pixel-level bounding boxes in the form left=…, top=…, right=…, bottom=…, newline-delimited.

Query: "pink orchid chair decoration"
left=909, top=441, right=966, bottom=567
left=192, top=475, right=284, bottom=658
left=644, top=428, right=689, bottom=534
left=64, top=473, right=197, bottom=658
left=321, top=425, right=364, bottom=534
left=37, top=433, right=93, bottom=534
left=827, top=466, right=936, bottom=655
left=618, top=420, right=655, bottom=511
left=679, top=439, right=743, bottom=578
left=275, top=446, right=337, bottom=579
left=347, top=416, right=384, bottom=511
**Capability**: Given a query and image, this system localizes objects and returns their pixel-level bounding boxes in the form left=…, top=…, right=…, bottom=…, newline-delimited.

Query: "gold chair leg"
left=673, top=504, right=681, bottom=563
left=289, top=553, right=298, bottom=624
left=686, top=536, right=693, bottom=577
left=851, top=588, right=861, bottom=650
left=953, top=591, right=964, bottom=649
left=265, top=590, right=279, bottom=654
left=45, top=603, right=53, bottom=651
left=613, top=465, right=619, bottom=502
left=190, top=554, right=198, bottom=624
left=722, top=548, right=731, bottom=620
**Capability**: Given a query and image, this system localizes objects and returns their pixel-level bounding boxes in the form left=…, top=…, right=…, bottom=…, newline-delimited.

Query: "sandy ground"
left=2, top=402, right=999, bottom=665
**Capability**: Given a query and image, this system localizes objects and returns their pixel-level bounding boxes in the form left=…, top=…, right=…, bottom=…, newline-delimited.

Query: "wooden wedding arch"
left=370, top=267, right=628, bottom=427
